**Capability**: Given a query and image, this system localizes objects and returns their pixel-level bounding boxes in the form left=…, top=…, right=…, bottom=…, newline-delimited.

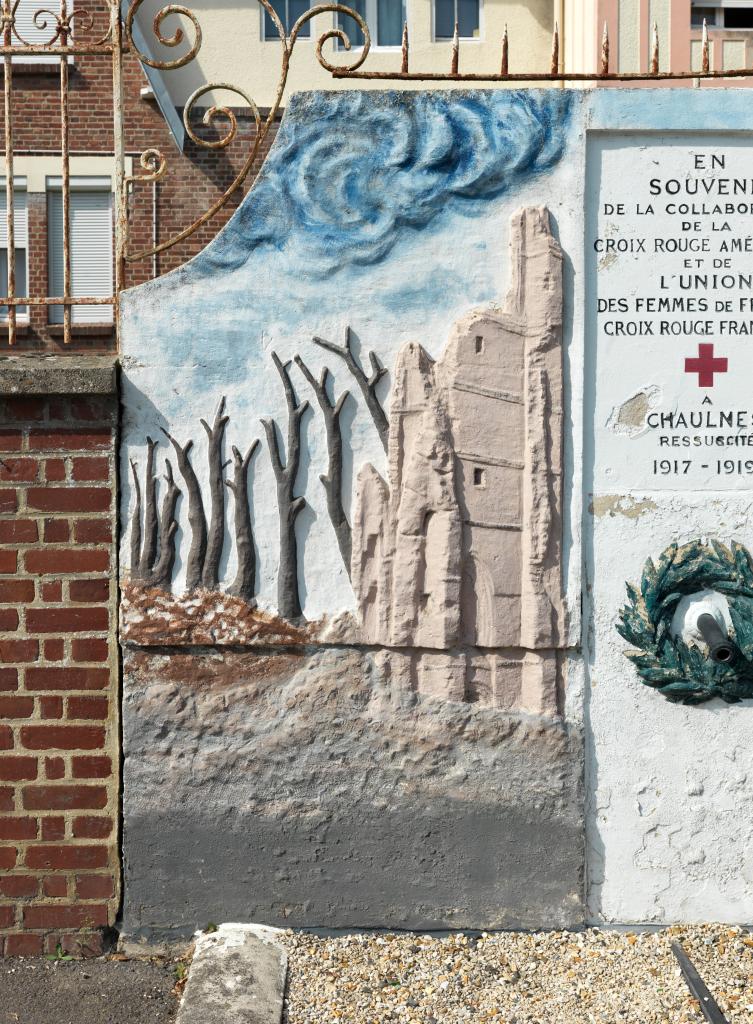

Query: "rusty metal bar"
left=671, top=942, right=729, bottom=1024
left=331, top=66, right=753, bottom=81
left=0, top=295, right=113, bottom=304
left=500, top=25, right=508, bottom=76
left=3, top=0, right=15, bottom=346
left=702, top=19, right=710, bottom=74
left=0, top=43, right=114, bottom=53
left=60, top=0, right=71, bottom=344
left=450, top=21, right=458, bottom=75
left=401, top=21, right=407, bottom=74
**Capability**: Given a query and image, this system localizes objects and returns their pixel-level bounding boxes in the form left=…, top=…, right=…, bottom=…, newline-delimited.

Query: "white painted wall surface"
left=586, top=127, right=753, bottom=923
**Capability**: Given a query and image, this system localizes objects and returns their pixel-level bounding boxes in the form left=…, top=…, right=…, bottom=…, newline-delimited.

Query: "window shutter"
left=0, top=189, right=28, bottom=248
left=13, top=0, right=62, bottom=60
left=48, top=189, right=113, bottom=324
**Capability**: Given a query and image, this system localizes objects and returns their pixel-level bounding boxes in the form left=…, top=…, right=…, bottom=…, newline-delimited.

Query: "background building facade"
left=566, top=0, right=753, bottom=79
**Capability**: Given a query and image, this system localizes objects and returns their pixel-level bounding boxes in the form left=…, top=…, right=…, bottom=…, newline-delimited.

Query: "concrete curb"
left=177, top=923, right=288, bottom=1024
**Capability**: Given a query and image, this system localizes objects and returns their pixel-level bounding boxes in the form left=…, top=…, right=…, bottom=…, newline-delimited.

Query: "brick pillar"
left=0, top=359, right=119, bottom=957
left=26, top=194, right=48, bottom=341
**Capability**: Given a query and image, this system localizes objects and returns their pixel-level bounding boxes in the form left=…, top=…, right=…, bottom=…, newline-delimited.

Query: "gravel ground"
left=281, top=924, right=753, bottom=1023
left=0, top=956, right=181, bottom=1024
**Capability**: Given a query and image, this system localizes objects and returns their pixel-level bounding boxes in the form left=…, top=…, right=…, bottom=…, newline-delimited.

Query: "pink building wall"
left=582, top=0, right=753, bottom=84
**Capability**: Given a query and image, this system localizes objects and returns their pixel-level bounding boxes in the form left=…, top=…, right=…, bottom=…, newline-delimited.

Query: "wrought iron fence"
left=0, top=0, right=748, bottom=347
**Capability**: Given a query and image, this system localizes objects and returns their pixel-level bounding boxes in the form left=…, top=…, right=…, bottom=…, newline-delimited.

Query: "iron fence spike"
left=600, top=20, right=609, bottom=76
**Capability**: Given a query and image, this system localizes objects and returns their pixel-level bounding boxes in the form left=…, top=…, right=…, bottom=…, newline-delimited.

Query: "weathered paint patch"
left=590, top=495, right=658, bottom=519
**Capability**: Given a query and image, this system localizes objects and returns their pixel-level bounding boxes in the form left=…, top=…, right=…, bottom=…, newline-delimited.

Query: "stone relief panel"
left=118, top=90, right=582, bottom=939
left=122, top=207, right=564, bottom=715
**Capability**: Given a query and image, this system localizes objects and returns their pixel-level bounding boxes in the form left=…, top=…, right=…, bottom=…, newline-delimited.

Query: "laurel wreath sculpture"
left=617, top=539, right=753, bottom=705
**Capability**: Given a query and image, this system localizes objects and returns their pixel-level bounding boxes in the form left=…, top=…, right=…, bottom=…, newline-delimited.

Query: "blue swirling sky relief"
left=204, top=89, right=574, bottom=277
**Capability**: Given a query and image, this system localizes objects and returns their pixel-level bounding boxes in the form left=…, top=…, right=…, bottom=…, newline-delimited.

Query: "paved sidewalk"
left=0, top=956, right=180, bottom=1024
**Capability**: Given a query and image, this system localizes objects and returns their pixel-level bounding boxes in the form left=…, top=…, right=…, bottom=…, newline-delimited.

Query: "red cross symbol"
left=684, top=343, right=728, bottom=388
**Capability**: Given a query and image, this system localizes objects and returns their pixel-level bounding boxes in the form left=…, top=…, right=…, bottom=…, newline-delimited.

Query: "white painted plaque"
left=589, top=134, right=753, bottom=491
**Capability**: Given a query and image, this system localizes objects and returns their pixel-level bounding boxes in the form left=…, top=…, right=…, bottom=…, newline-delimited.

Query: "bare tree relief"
left=129, top=459, right=142, bottom=577
left=126, top=331, right=392, bottom=622
left=127, top=404, right=261, bottom=605
left=261, top=353, right=309, bottom=622
left=226, top=441, right=260, bottom=602
left=129, top=441, right=181, bottom=590
left=138, top=437, right=158, bottom=579
left=313, top=326, right=389, bottom=451
left=162, top=430, right=207, bottom=592
left=294, top=355, right=352, bottom=576
left=148, top=462, right=181, bottom=589
left=200, top=398, right=230, bottom=591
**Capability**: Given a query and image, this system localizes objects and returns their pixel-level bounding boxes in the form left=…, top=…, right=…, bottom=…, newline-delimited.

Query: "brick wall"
left=0, top=377, right=119, bottom=956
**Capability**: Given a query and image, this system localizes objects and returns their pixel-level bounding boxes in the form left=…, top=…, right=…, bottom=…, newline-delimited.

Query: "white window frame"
left=0, top=177, right=29, bottom=323
left=46, top=176, right=114, bottom=326
left=336, top=0, right=406, bottom=50
left=432, top=0, right=482, bottom=41
left=261, top=0, right=311, bottom=40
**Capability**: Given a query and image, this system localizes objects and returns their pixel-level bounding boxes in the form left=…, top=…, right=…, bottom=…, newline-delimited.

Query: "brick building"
left=1, top=0, right=278, bottom=354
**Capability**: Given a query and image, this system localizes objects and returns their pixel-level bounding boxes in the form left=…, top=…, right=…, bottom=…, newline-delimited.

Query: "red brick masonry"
left=0, top=380, right=118, bottom=956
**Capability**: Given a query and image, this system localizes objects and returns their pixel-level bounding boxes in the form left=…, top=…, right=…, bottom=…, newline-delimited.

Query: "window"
left=723, top=5, right=753, bottom=26
left=434, top=0, right=479, bottom=39
left=338, top=0, right=405, bottom=48
left=12, top=0, right=65, bottom=62
left=692, top=4, right=716, bottom=25
left=474, top=335, right=483, bottom=354
left=473, top=467, right=486, bottom=487
left=263, top=0, right=310, bottom=39
left=47, top=179, right=113, bottom=324
left=0, top=183, right=28, bottom=321
left=691, top=1, right=753, bottom=28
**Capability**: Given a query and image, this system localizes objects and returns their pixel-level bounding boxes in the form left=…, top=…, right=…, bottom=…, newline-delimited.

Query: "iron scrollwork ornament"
left=122, top=0, right=371, bottom=264
left=617, top=539, right=753, bottom=705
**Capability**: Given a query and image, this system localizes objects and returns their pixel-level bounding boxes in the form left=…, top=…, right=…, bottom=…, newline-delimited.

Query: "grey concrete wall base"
left=178, top=924, right=287, bottom=1024
left=121, top=647, right=583, bottom=939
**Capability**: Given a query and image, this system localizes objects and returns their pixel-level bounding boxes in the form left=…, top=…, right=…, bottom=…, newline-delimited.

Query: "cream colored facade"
left=136, top=0, right=753, bottom=132
left=136, top=0, right=558, bottom=111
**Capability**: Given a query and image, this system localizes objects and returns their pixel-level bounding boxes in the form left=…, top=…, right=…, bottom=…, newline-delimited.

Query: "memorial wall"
left=117, top=88, right=753, bottom=939
left=588, top=126, right=753, bottom=923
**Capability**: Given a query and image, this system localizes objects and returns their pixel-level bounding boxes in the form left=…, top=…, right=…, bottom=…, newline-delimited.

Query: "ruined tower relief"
left=350, top=206, right=565, bottom=710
